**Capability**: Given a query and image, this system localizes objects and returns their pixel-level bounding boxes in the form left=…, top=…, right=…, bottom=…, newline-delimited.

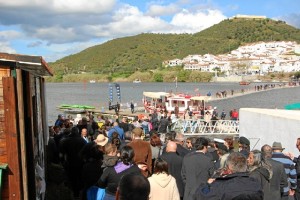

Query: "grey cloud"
left=280, top=13, right=300, bottom=29
left=27, top=41, right=43, bottom=48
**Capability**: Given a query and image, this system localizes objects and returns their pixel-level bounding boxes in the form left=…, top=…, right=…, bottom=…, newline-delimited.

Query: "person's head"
left=150, top=134, right=162, bottom=147
left=69, top=126, right=80, bottom=137
left=153, top=158, right=169, bottom=175
left=186, top=137, right=194, bottom=149
left=224, top=137, right=234, bottom=150
left=272, top=142, right=285, bottom=153
left=296, top=138, right=300, bottom=152
left=261, top=144, right=272, bottom=159
left=116, top=173, right=150, bottom=200
left=166, top=141, right=177, bottom=152
left=120, top=146, right=135, bottom=165
left=112, top=137, right=121, bottom=149
left=95, top=134, right=109, bottom=147
left=81, top=128, right=88, bottom=137
left=81, top=117, right=88, bottom=125
left=113, top=121, right=119, bottom=127
left=226, top=152, right=247, bottom=173
left=112, top=132, right=119, bottom=139
left=175, top=133, right=185, bottom=146
left=58, top=114, right=64, bottom=120
left=122, top=117, right=128, bottom=123
left=238, top=136, right=250, bottom=151
left=105, top=143, right=118, bottom=156
left=247, top=150, right=262, bottom=167
left=124, top=131, right=132, bottom=141
left=165, top=131, right=176, bottom=143
left=132, top=127, right=143, bottom=138
left=194, top=137, right=209, bottom=152
left=216, top=143, right=229, bottom=156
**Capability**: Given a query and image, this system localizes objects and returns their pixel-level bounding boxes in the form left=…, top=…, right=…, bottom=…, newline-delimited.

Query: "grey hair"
left=249, top=149, right=273, bottom=179
left=226, top=152, right=247, bottom=173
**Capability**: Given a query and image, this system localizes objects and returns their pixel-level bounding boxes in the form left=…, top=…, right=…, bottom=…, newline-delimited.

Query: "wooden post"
left=16, top=69, right=28, bottom=200
left=3, top=77, right=22, bottom=199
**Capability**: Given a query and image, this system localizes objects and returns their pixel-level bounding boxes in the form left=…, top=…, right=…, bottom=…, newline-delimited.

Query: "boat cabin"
left=0, top=53, right=53, bottom=199
left=143, top=92, right=212, bottom=115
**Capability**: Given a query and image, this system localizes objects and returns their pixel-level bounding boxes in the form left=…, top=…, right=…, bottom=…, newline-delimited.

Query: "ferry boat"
left=239, top=81, right=251, bottom=85
left=142, top=92, right=212, bottom=115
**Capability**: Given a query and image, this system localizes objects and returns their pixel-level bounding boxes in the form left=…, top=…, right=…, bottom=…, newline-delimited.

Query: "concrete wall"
left=239, top=108, right=300, bottom=155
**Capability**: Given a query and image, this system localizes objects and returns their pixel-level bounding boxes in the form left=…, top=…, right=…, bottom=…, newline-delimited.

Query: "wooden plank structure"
left=0, top=53, right=53, bottom=200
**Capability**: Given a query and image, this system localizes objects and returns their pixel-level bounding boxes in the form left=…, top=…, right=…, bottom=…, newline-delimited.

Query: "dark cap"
left=239, top=136, right=250, bottom=146
left=217, top=143, right=228, bottom=153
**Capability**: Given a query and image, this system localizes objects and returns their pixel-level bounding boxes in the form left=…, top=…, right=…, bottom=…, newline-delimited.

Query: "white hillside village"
left=164, top=41, right=300, bottom=77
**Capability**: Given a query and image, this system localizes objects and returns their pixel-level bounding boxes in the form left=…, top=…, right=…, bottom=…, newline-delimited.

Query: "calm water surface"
left=46, top=82, right=300, bottom=124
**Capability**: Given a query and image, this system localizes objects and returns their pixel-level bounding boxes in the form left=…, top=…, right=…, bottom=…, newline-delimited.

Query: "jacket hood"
left=152, top=173, right=172, bottom=188
left=255, top=167, right=271, bottom=181
left=101, top=155, right=118, bottom=168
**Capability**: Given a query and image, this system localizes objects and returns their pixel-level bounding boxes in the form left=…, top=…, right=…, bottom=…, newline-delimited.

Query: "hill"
left=49, top=18, right=300, bottom=82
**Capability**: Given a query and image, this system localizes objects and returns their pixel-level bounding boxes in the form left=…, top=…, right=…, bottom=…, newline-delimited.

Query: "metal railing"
left=171, top=119, right=239, bottom=135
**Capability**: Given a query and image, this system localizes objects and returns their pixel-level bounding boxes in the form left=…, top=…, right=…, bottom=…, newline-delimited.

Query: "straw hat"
left=95, top=134, right=108, bottom=146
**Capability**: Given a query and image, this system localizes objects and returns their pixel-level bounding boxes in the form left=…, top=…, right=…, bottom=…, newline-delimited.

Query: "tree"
left=294, top=71, right=300, bottom=79
left=153, top=73, right=163, bottom=82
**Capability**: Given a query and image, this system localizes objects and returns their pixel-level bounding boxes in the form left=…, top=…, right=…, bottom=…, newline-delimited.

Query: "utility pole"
left=175, top=76, right=178, bottom=93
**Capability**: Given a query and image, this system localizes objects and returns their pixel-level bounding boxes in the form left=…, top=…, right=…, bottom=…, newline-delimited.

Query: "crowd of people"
left=46, top=112, right=300, bottom=200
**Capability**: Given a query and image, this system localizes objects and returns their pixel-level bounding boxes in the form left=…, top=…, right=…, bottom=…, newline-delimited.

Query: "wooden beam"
left=16, top=69, right=28, bottom=200
left=3, top=77, right=22, bottom=199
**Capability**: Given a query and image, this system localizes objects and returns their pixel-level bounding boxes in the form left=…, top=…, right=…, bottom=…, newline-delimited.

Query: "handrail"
left=171, top=119, right=239, bottom=135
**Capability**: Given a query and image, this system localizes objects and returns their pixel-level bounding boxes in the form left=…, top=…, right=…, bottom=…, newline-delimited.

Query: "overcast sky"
left=0, top=0, right=299, bottom=62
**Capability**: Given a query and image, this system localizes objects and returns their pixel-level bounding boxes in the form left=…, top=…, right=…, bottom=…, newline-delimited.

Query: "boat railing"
left=170, top=119, right=239, bottom=135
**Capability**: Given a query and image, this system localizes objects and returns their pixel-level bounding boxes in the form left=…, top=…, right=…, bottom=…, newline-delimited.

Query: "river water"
left=46, top=82, right=300, bottom=124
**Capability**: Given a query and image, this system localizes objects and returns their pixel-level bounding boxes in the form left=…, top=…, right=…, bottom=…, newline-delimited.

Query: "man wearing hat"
left=272, top=142, right=297, bottom=199
left=238, top=136, right=250, bottom=158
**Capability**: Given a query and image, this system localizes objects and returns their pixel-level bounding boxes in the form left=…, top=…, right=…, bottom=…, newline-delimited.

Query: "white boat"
left=89, top=80, right=96, bottom=83
left=133, top=79, right=141, bottom=83
left=142, top=92, right=212, bottom=115
left=253, top=79, right=262, bottom=83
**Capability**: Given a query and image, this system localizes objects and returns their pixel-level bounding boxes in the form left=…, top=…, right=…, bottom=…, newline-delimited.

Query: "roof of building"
left=0, top=52, right=53, bottom=77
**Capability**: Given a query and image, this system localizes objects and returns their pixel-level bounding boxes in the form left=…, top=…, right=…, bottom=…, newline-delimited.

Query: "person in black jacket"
left=160, top=141, right=184, bottom=199
left=194, top=152, right=263, bottom=200
left=261, top=144, right=288, bottom=200
left=247, top=149, right=272, bottom=199
left=97, top=146, right=141, bottom=200
left=158, top=115, right=169, bottom=133
left=181, top=137, right=215, bottom=200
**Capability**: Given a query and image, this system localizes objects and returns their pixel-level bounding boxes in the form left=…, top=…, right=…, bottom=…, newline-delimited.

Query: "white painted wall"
left=239, top=108, right=300, bottom=155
